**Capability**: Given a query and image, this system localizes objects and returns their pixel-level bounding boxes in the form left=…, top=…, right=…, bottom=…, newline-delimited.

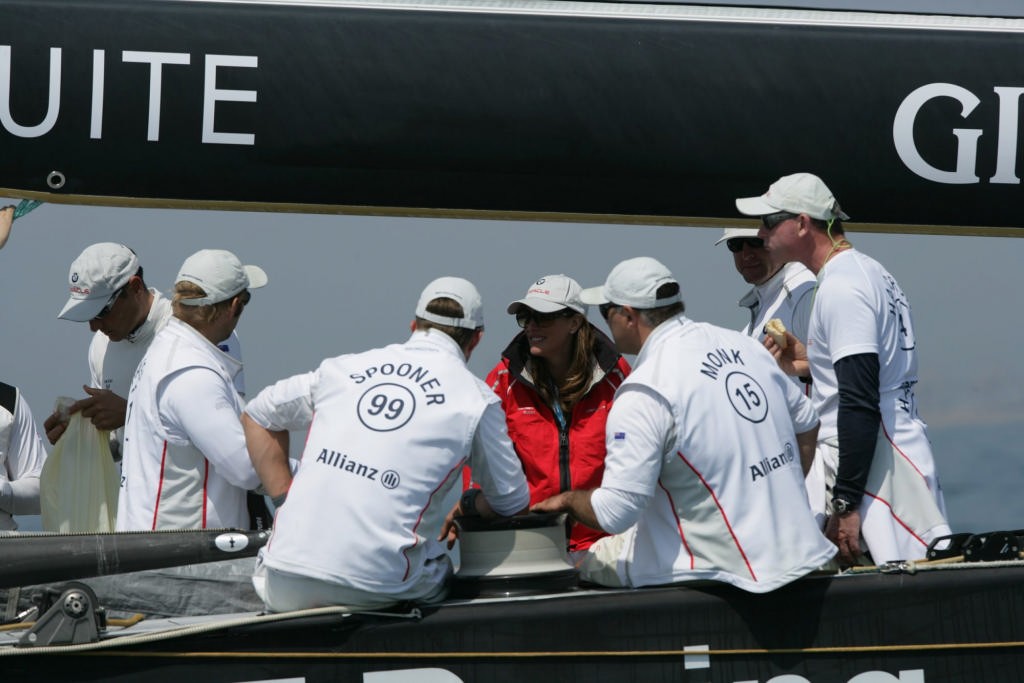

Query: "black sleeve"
left=833, top=353, right=881, bottom=509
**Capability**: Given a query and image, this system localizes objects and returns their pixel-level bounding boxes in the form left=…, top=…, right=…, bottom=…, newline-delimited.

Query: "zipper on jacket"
left=556, top=411, right=573, bottom=549
left=550, top=384, right=572, bottom=493
left=558, top=425, right=571, bottom=492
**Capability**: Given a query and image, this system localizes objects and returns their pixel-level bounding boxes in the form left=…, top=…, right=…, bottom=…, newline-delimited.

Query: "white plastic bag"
left=39, top=397, right=119, bottom=532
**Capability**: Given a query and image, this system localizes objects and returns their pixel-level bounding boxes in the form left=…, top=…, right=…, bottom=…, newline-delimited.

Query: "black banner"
left=1, top=0, right=1023, bottom=233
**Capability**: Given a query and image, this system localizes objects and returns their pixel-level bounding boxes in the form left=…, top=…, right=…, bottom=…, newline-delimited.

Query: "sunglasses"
left=598, top=302, right=619, bottom=321
left=726, top=237, right=765, bottom=253
left=93, top=286, right=125, bottom=320
left=761, top=211, right=798, bottom=231
left=515, top=309, right=575, bottom=328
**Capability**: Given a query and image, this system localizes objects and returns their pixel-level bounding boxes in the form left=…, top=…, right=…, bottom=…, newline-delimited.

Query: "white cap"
left=175, top=249, right=268, bottom=306
left=506, top=274, right=585, bottom=315
left=580, top=257, right=683, bottom=308
left=735, top=172, right=850, bottom=221
left=415, top=276, right=484, bottom=329
left=58, top=243, right=140, bottom=322
left=714, top=227, right=762, bottom=246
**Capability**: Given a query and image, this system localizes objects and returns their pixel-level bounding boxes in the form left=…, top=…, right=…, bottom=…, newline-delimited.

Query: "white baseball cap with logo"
left=58, top=243, right=140, bottom=322
left=506, top=274, right=586, bottom=315
left=580, top=257, right=683, bottom=308
left=415, top=276, right=485, bottom=329
left=734, top=172, right=850, bottom=221
left=714, top=227, right=762, bottom=246
left=175, top=249, right=268, bottom=306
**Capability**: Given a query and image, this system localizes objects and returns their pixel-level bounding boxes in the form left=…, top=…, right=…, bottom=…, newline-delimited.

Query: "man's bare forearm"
left=242, top=412, right=292, bottom=499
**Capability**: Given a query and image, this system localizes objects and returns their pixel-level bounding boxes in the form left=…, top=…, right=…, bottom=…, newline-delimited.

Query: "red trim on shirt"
left=676, top=450, right=757, bottom=581
left=869, top=423, right=933, bottom=548
left=152, top=441, right=169, bottom=530
left=861, top=490, right=928, bottom=548
left=402, top=461, right=465, bottom=582
left=658, top=480, right=693, bottom=569
left=881, top=422, right=929, bottom=486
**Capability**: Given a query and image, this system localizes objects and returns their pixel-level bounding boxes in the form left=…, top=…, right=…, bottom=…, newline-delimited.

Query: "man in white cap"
left=242, top=276, right=530, bottom=612
left=116, top=249, right=268, bottom=531
left=533, top=257, right=834, bottom=593
left=736, top=172, right=950, bottom=566
left=715, top=226, right=821, bottom=523
left=44, top=243, right=246, bottom=460
left=715, top=227, right=816, bottom=382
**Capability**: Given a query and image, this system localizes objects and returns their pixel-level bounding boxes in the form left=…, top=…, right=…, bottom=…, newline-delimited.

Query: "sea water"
left=929, top=421, right=1024, bottom=534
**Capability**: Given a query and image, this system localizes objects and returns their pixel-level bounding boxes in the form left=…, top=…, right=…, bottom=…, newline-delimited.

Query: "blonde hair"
left=172, top=281, right=237, bottom=326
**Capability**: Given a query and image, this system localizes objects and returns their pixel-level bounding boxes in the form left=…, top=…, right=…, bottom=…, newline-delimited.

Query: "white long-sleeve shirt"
left=589, top=315, right=834, bottom=593
left=117, top=318, right=259, bottom=531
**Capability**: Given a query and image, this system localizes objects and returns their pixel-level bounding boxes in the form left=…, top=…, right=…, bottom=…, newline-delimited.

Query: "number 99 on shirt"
left=357, top=382, right=417, bottom=432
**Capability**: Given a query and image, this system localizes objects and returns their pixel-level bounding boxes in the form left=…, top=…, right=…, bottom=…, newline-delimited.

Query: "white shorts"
left=575, top=532, right=630, bottom=587
left=253, top=553, right=453, bottom=613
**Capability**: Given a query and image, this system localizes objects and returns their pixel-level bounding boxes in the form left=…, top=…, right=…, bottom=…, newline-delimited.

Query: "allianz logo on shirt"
left=313, top=448, right=402, bottom=490
left=749, top=442, right=796, bottom=482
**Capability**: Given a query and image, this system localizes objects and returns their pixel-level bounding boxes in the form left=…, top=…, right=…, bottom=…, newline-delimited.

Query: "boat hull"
left=3, top=563, right=1023, bottom=682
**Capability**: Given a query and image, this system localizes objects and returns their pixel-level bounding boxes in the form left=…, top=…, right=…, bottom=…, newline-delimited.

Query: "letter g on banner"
left=893, top=83, right=981, bottom=184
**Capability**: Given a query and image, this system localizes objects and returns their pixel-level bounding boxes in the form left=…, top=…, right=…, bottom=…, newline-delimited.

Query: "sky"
left=2, top=198, right=1022, bottom=532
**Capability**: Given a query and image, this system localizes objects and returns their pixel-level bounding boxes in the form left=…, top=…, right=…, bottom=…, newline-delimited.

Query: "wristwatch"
left=833, top=496, right=856, bottom=516
left=460, top=488, right=482, bottom=517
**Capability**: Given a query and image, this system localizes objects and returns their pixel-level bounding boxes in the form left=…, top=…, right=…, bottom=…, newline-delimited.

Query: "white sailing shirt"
left=807, top=249, right=949, bottom=561
left=737, top=262, right=818, bottom=515
left=87, top=290, right=246, bottom=456
left=738, top=261, right=816, bottom=348
left=246, top=330, right=530, bottom=598
left=591, top=314, right=835, bottom=592
left=117, top=317, right=259, bottom=531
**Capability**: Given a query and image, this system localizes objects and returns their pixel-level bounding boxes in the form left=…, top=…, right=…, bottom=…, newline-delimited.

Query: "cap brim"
left=506, top=298, right=569, bottom=315
left=244, top=265, right=268, bottom=289
left=579, top=286, right=609, bottom=306
left=714, top=227, right=762, bottom=245
left=58, top=296, right=108, bottom=322
left=735, top=196, right=779, bottom=217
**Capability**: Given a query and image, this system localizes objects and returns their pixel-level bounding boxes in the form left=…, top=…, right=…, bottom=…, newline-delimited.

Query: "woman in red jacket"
left=485, top=274, right=630, bottom=555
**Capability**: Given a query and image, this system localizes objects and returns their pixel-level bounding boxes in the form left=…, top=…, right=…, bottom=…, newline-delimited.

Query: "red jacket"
left=485, top=325, right=630, bottom=552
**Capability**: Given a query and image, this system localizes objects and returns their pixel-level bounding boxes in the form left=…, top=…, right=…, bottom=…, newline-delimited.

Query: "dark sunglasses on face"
left=726, top=237, right=765, bottom=253
left=516, top=308, right=575, bottom=328
left=598, top=302, right=618, bottom=321
left=93, top=286, right=125, bottom=320
left=761, top=211, right=798, bottom=231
